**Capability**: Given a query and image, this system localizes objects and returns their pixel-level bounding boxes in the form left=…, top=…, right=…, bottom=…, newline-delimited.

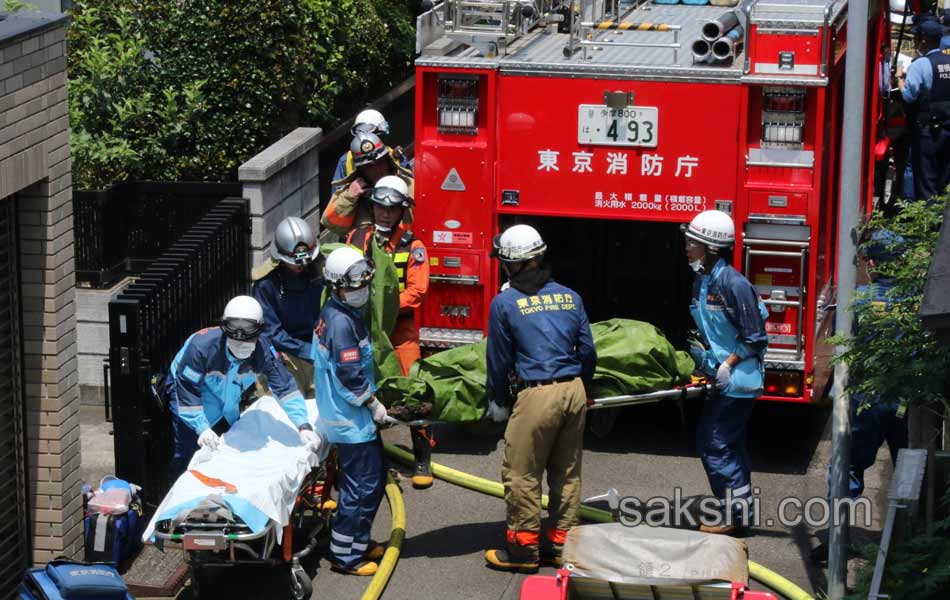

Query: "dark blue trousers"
left=697, top=392, right=756, bottom=521
left=329, top=437, right=385, bottom=568
left=911, top=124, right=950, bottom=200
left=845, top=395, right=907, bottom=499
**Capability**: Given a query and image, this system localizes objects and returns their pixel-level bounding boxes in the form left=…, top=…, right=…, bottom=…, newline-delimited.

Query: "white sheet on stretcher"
left=143, top=396, right=329, bottom=543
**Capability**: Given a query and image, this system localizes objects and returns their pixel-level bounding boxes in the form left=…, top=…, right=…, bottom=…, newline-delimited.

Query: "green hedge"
left=67, top=0, right=416, bottom=189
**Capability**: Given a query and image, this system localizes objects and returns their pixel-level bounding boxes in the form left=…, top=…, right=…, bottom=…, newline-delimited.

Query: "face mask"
left=227, top=338, right=256, bottom=360
left=689, top=259, right=705, bottom=273
left=343, top=286, right=370, bottom=308
left=375, top=224, right=393, bottom=234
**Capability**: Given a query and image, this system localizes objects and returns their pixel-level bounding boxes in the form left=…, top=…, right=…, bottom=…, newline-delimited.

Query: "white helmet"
left=324, top=246, right=376, bottom=289
left=371, top=175, right=410, bottom=207
left=221, top=295, right=264, bottom=340
left=492, top=224, right=547, bottom=263
left=352, top=109, right=390, bottom=137
left=684, top=210, right=735, bottom=249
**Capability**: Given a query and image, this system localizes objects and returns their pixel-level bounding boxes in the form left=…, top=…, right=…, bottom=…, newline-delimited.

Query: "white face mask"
left=375, top=224, right=393, bottom=234
left=689, top=259, right=705, bottom=273
left=227, top=338, right=256, bottom=360
left=343, top=286, right=370, bottom=308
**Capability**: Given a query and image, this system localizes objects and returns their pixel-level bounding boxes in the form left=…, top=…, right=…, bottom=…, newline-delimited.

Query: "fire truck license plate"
left=577, top=104, right=659, bottom=148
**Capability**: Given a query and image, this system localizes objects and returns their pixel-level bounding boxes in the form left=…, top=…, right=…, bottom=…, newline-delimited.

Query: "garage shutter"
left=0, top=197, right=27, bottom=600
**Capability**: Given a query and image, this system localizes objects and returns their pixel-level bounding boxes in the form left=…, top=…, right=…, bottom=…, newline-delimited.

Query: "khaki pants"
left=282, top=353, right=315, bottom=397
left=255, top=352, right=314, bottom=399
left=502, top=377, right=587, bottom=538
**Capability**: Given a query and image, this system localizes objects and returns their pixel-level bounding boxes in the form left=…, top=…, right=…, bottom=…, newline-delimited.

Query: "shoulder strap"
left=350, top=225, right=373, bottom=252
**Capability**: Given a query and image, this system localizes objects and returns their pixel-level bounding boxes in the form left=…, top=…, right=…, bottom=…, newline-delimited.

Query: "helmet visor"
left=339, top=258, right=376, bottom=288
left=222, top=318, right=263, bottom=341
left=490, top=234, right=502, bottom=258
left=289, top=243, right=315, bottom=266
left=371, top=187, right=407, bottom=207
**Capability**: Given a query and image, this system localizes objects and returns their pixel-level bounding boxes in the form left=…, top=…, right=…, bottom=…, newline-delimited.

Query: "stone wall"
left=0, top=13, right=82, bottom=563
left=239, top=127, right=322, bottom=273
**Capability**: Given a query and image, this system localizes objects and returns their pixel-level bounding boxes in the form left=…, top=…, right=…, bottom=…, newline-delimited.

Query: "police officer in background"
left=253, top=216, right=323, bottom=396
left=684, top=210, right=768, bottom=536
left=166, top=296, right=317, bottom=478
left=483, top=225, right=596, bottom=573
left=898, top=19, right=950, bottom=200
left=346, top=176, right=434, bottom=489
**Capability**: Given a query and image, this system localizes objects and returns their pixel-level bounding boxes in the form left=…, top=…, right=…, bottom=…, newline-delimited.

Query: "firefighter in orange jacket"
left=346, top=175, right=435, bottom=489
left=323, top=131, right=413, bottom=239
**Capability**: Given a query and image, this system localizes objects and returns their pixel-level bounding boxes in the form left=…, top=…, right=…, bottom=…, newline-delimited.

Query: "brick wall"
left=239, top=127, right=322, bottom=273
left=0, top=14, right=81, bottom=563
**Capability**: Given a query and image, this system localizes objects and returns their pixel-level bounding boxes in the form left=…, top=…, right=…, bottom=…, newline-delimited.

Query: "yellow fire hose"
left=383, top=443, right=814, bottom=600
left=361, top=474, right=406, bottom=600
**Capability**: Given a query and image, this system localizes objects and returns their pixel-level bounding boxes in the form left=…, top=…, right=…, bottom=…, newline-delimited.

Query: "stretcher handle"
left=587, top=384, right=712, bottom=410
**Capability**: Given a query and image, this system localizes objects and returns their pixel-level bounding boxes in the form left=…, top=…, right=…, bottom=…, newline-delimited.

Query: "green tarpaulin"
left=377, top=319, right=694, bottom=422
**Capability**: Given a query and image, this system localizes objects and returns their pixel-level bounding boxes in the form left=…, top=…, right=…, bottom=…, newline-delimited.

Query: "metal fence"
left=74, top=181, right=243, bottom=289
left=107, top=198, right=249, bottom=507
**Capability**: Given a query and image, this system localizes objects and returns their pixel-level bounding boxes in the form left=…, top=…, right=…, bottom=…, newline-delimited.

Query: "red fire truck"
left=412, top=0, right=889, bottom=403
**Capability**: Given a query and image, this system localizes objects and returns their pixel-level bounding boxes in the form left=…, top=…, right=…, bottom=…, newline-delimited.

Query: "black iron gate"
left=0, top=197, right=28, bottom=600
left=108, top=198, right=250, bottom=508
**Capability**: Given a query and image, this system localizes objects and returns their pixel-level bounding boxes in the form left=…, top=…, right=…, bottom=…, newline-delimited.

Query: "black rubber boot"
left=410, top=424, right=434, bottom=489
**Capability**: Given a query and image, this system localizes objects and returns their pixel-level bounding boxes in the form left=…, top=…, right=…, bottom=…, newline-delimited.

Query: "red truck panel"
left=495, top=76, right=743, bottom=223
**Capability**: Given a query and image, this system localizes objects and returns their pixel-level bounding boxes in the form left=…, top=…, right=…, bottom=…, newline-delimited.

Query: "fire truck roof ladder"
left=565, top=0, right=682, bottom=62
left=442, top=0, right=566, bottom=56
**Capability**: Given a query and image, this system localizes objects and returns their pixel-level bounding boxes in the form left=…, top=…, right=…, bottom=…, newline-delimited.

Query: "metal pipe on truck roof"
left=711, top=25, right=744, bottom=60
left=829, top=0, right=868, bottom=595
left=702, top=11, right=739, bottom=42
left=692, top=38, right=712, bottom=62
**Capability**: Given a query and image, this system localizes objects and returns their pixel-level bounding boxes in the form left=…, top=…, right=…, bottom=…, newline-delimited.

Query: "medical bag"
left=18, top=560, right=133, bottom=600
left=82, top=477, right=143, bottom=565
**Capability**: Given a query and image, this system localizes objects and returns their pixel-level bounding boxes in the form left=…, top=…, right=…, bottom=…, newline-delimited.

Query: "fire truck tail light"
left=764, top=370, right=804, bottom=398
left=437, top=74, right=480, bottom=135
left=761, top=87, right=806, bottom=148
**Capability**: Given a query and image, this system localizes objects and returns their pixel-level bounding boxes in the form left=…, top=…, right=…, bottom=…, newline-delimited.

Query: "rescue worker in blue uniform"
left=684, top=210, right=769, bottom=535
left=313, top=246, right=390, bottom=576
left=252, top=216, right=323, bottom=396
left=898, top=19, right=950, bottom=200
left=166, top=295, right=317, bottom=478
left=332, top=109, right=411, bottom=190
left=483, top=225, right=597, bottom=573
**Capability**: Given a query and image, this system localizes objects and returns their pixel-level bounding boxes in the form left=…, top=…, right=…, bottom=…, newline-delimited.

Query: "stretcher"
left=520, top=522, right=779, bottom=600
left=145, top=396, right=334, bottom=600
left=587, top=382, right=713, bottom=411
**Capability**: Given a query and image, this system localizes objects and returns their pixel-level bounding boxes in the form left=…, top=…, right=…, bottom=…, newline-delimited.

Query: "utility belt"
left=518, top=375, right=578, bottom=392
left=913, top=111, right=950, bottom=132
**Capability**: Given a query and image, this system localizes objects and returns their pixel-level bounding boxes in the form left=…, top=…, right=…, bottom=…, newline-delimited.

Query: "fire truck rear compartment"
left=499, top=215, right=695, bottom=347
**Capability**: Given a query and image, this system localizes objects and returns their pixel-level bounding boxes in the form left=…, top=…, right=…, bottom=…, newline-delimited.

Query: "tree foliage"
left=837, top=198, right=950, bottom=599
left=833, top=198, right=950, bottom=408
left=67, top=0, right=416, bottom=188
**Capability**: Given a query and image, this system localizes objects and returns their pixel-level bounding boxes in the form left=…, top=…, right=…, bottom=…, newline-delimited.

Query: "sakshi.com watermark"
left=612, top=488, right=873, bottom=529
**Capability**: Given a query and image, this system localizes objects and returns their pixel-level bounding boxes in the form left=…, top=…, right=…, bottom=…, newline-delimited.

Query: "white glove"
left=367, top=399, right=388, bottom=424
left=299, top=428, right=321, bottom=452
left=197, top=429, right=221, bottom=451
left=487, top=401, right=510, bottom=423
left=716, top=362, right=732, bottom=389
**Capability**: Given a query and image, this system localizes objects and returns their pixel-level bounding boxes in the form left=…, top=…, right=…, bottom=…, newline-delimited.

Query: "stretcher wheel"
left=290, top=566, right=312, bottom=600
